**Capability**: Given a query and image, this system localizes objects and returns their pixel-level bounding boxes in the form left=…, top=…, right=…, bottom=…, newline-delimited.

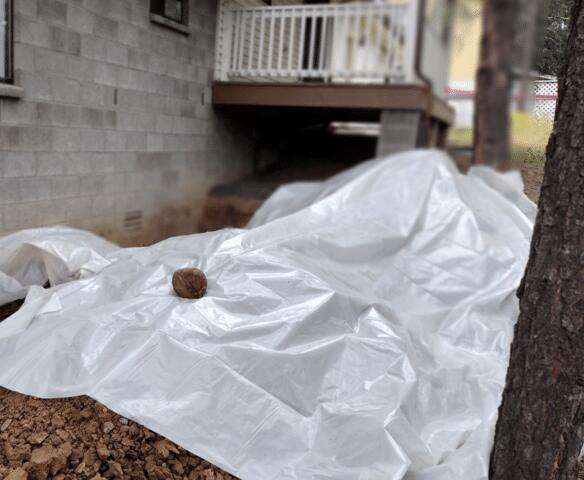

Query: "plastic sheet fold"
left=0, top=151, right=535, bottom=479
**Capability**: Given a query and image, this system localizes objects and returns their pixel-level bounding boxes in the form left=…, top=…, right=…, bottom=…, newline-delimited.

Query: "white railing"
left=214, top=1, right=423, bottom=84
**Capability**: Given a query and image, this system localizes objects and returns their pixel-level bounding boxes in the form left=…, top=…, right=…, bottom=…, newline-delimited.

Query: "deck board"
left=212, top=82, right=455, bottom=125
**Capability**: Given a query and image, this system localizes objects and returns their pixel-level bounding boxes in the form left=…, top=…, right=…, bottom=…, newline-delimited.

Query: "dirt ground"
left=0, top=164, right=555, bottom=480
left=0, top=389, right=236, bottom=480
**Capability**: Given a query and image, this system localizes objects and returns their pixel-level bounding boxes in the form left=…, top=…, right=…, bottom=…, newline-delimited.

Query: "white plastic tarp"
left=0, top=150, right=535, bottom=479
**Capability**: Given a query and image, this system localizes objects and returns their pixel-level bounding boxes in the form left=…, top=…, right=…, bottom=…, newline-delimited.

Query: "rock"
left=105, top=461, right=123, bottom=478
left=172, top=268, right=207, bottom=299
left=55, top=429, right=70, bottom=441
left=80, top=409, right=92, bottom=419
left=51, top=416, right=65, bottom=428
left=169, top=459, right=184, bottom=475
left=118, top=417, right=128, bottom=425
left=82, top=449, right=96, bottom=467
left=154, top=439, right=179, bottom=459
left=56, top=442, right=72, bottom=460
left=74, top=462, right=86, bottom=475
left=102, top=421, right=114, bottom=434
left=27, top=432, right=48, bottom=445
left=144, top=460, right=172, bottom=480
left=96, top=443, right=109, bottom=460
left=28, top=445, right=57, bottom=480
left=50, top=453, right=68, bottom=476
left=5, top=468, right=28, bottom=480
left=1, top=418, right=12, bottom=431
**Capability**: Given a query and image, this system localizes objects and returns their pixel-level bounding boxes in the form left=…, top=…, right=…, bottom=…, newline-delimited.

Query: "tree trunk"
left=472, top=0, right=515, bottom=169
left=490, top=2, right=584, bottom=479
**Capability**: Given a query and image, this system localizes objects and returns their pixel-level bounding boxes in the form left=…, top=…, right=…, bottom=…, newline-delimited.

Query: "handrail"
left=215, top=1, right=418, bottom=84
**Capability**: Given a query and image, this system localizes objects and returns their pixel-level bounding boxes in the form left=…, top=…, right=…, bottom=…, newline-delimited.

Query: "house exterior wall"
left=0, top=0, right=254, bottom=245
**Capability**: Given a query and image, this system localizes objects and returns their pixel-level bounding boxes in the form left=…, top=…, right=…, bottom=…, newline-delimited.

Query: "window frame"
left=150, top=0, right=189, bottom=27
left=0, top=0, right=14, bottom=84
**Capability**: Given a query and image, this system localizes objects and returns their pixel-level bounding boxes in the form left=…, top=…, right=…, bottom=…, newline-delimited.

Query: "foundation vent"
left=124, top=210, right=143, bottom=231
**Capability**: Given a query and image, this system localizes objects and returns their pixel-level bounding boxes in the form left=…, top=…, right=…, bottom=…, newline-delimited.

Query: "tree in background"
left=517, top=0, right=541, bottom=111
left=535, top=0, right=572, bottom=77
left=490, top=1, right=584, bottom=478
left=472, top=0, right=515, bottom=169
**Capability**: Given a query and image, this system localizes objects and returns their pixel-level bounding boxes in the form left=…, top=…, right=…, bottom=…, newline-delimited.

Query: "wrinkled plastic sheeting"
left=0, top=226, right=117, bottom=305
left=0, top=151, right=535, bottom=480
left=0, top=227, right=118, bottom=338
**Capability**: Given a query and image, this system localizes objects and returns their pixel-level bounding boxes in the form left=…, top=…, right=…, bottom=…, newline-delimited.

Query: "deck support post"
left=376, top=111, right=424, bottom=157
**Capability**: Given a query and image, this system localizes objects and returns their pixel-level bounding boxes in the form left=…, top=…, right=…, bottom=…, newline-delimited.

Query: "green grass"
left=448, top=112, right=553, bottom=167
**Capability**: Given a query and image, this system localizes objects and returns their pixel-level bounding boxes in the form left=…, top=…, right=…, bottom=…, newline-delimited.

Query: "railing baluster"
left=230, top=10, right=239, bottom=75
left=248, top=10, right=256, bottom=73
left=277, top=9, right=285, bottom=73
left=297, top=9, right=306, bottom=78
left=342, top=5, right=349, bottom=79
left=287, top=10, right=295, bottom=75
left=365, top=5, right=373, bottom=76
left=308, top=9, right=316, bottom=77
left=318, top=8, right=327, bottom=75
left=237, top=10, right=246, bottom=75
left=258, top=9, right=265, bottom=75
left=267, top=9, right=275, bottom=73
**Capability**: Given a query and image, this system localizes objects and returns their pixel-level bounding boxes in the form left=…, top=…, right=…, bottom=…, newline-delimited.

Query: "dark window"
left=0, top=0, right=13, bottom=83
left=151, top=0, right=188, bottom=26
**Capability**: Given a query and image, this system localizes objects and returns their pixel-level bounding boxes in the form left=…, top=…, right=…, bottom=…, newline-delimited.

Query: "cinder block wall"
left=0, top=0, right=254, bottom=245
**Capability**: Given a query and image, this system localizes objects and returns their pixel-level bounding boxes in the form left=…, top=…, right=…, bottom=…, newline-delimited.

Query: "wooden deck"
left=212, top=82, right=455, bottom=126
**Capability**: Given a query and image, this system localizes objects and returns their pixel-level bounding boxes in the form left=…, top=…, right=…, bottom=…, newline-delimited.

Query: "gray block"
left=37, top=152, right=69, bottom=176
left=67, top=5, right=95, bottom=34
left=16, top=18, right=52, bottom=47
left=68, top=57, right=97, bottom=82
left=50, top=175, right=81, bottom=198
left=95, top=15, right=119, bottom=40
left=67, top=31, right=82, bottom=56
left=49, top=25, right=67, bottom=52
left=34, top=49, right=68, bottom=75
left=52, top=128, right=81, bottom=152
left=3, top=202, right=40, bottom=230
left=15, top=0, right=38, bottom=18
left=49, top=77, right=81, bottom=104
left=2, top=152, right=37, bottom=178
left=80, top=129, right=106, bottom=151
left=19, top=176, right=53, bottom=202
left=80, top=34, right=106, bottom=61
left=104, top=131, right=125, bottom=152
left=1, top=99, right=37, bottom=124
left=13, top=43, right=36, bottom=73
left=80, top=107, right=105, bottom=128
left=38, top=0, right=67, bottom=25
left=80, top=175, right=105, bottom=196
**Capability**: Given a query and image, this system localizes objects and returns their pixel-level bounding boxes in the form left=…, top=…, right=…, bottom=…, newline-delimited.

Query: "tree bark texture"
left=490, top=1, right=584, bottom=479
left=472, top=0, right=515, bottom=169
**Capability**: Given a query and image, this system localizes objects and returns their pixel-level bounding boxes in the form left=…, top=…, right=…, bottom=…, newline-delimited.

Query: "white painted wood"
left=214, top=0, right=450, bottom=93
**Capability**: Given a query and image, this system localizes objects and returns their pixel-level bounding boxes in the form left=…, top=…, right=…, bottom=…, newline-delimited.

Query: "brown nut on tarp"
left=172, top=268, right=207, bottom=299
